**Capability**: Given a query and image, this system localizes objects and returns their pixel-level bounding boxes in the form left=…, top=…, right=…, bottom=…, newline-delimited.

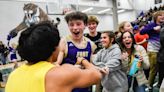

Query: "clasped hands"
left=76, top=57, right=109, bottom=75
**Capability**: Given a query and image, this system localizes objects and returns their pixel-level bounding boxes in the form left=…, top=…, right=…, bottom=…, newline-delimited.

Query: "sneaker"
left=148, top=87, right=153, bottom=92
left=145, top=86, right=153, bottom=92
left=157, top=84, right=161, bottom=88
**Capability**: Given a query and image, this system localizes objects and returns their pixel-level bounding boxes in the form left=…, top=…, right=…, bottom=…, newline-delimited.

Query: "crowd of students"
left=1, top=4, right=164, bottom=92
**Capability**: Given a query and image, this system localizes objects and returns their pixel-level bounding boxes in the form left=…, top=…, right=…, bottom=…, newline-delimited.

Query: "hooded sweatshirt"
left=93, top=44, right=128, bottom=92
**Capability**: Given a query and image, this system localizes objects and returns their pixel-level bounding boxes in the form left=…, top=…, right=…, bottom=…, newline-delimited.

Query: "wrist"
left=80, top=58, right=86, bottom=65
left=76, top=58, right=86, bottom=65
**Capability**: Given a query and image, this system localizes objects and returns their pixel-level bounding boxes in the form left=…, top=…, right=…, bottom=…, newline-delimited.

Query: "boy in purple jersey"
left=56, top=11, right=96, bottom=65
left=56, top=11, right=98, bottom=92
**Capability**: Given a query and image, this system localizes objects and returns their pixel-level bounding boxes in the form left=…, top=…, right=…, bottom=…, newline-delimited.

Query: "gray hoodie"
left=93, top=44, right=128, bottom=92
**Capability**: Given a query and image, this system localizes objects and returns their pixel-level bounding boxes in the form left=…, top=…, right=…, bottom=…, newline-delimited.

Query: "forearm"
left=105, top=60, right=121, bottom=72
left=94, top=63, right=106, bottom=68
left=92, top=53, right=106, bottom=68
left=80, top=58, right=94, bottom=69
left=77, top=57, right=108, bottom=77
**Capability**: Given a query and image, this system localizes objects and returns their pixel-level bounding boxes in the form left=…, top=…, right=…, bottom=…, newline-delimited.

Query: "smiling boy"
left=56, top=11, right=97, bottom=92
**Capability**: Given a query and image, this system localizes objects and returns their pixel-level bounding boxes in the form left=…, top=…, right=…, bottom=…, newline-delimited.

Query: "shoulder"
left=47, top=64, right=81, bottom=81
left=84, top=37, right=95, bottom=45
left=84, top=36, right=92, bottom=42
left=113, top=44, right=121, bottom=50
left=60, top=37, right=66, bottom=43
left=59, top=37, right=67, bottom=49
left=84, top=37, right=96, bottom=46
left=111, top=44, right=121, bottom=55
left=7, top=65, right=25, bottom=78
left=84, top=33, right=89, bottom=37
left=60, top=36, right=74, bottom=45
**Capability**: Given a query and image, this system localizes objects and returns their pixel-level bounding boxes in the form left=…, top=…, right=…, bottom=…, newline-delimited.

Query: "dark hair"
left=64, top=11, right=88, bottom=25
left=102, top=31, right=116, bottom=44
left=120, top=31, right=136, bottom=53
left=17, top=22, right=60, bottom=65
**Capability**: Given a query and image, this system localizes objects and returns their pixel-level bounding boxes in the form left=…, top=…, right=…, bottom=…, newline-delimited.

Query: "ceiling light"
left=117, top=10, right=125, bottom=13
left=81, top=7, right=93, bottom=13
left=97, top=8, right=111, bottom=14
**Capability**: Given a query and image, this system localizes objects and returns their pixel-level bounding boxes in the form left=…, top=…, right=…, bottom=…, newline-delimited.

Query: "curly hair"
left=17, top=22, right=60, bottom=65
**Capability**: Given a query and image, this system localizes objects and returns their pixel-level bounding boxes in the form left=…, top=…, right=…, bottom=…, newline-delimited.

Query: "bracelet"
left=76, top=58, right=86, bottom=65
left=80, top=58, right=86, bottom=65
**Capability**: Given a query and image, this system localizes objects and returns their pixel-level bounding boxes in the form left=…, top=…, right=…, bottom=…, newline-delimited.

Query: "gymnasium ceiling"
left=2, top=0, right=134, bottom=15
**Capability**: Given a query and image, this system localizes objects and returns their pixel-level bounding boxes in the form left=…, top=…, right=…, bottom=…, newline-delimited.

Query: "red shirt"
left=134, top=32, right=149, bottom=50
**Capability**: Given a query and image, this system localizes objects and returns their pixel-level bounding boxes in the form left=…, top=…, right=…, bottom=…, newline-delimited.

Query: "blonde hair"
left=88, top=15, right=99, bottom=24
left=11, top=43, right=17, bottom=49
left=117, top=21, right=129, bottom=33
left=153, top=11, right=164, bottom=22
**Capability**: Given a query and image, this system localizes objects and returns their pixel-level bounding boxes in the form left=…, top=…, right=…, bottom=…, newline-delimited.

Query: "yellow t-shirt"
left=5, top=61, right=54, bottom=92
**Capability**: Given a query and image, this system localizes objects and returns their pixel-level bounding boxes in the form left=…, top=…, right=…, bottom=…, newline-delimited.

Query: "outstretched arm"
left=64, top=59, right=102, bottom=88
left=56, top=38, right=66, bottom=65
left=48, top=58, right=103, bottom=91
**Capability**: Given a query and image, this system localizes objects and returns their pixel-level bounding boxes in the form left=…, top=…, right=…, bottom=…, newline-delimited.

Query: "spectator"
left=120, top=31, right=149, bottom=92
left=93, top=31, right=128, bottom=92
left=85, top=15, right=102, bottom=54
left=134, top=22, right=149, bottom=51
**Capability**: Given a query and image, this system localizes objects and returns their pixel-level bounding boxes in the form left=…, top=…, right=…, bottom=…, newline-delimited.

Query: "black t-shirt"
left=85, top=32, right=102, bottom=54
